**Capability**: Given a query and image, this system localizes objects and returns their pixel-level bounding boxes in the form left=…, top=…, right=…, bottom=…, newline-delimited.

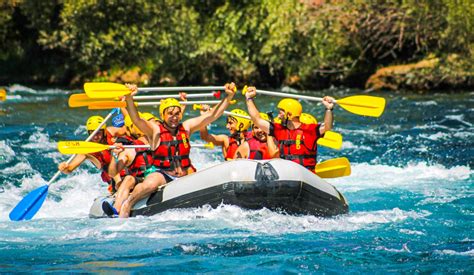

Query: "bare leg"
left=113, top=176, right=137, bottom=213
left=119, top=172, right=167, bottom=218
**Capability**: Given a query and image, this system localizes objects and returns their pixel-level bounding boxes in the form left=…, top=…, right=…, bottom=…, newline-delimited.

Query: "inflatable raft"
left=89, top=159, right=349, bottom=218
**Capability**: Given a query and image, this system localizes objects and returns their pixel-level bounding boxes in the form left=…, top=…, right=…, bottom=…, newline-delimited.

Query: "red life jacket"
left=152, top=123, right=193, bottom=171
left=225, top=136, right=239, bottom=160
left=127, top=139, right=153, bottom=178
left=89, top=150, right=113, bottom=183
left=272, top=122, right=320, bottom=170
left=247, top=136, right=272, bottom=160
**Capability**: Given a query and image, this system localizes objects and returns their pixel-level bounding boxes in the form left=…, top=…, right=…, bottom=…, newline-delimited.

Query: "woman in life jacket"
left=58, top=116, right=120, bottom=193
left=118, top=82, right=237, bottom=218
left=244, top=86, right=335, bottom=172
left=199, top=108, right=251, bottom=160
left=234, top=112, right=279, bottom=160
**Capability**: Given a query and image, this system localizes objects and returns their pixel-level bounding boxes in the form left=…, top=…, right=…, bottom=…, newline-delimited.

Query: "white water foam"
left=415, top=100, right=437, bottom=106
left=21, top=130, right=57, bottom=151
left=142, top=205, right=430, bottom=234
left=434, top=249, right=474, bottom=257
left=8, top=84, right=69, bottom=96
left=331, top=162, right=472, bottom=193
left=342, top=141, right=373, bottom=151
left=1, top=162, right=33, bottom=175
left=0, top=169, right=104, bottom=221
left=0, top=141, right=16, bottom=164
left=8, top=84, right=37, bottom=94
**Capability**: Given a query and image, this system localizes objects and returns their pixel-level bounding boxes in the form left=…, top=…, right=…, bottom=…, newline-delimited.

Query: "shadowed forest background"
left=0, top=0, right=472, bottom=91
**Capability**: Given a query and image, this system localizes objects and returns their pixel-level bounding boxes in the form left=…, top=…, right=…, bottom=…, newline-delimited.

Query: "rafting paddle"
left=87, top=100, right=236, bottom=110
left=84, top=82, right=225, bottom=98
left=58, top=141, right=151, bottom=154
left=69, top=92, right=221, bottom=108
left=315, top=157, right=351, bottom=178
left=9, top=109, right=118, bottom=221
left=58, top=141, right=215, bottom=154
left=242, top=87, right=386, bottom=117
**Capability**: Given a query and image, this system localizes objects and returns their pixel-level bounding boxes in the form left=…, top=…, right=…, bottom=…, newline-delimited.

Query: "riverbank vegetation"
left=0, top=0, right=472, bottom=91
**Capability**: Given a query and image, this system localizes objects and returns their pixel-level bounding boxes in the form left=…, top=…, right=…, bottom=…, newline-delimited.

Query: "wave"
left=0, top=141, right=16, bottom=164
left=7, top=84, right=70, bottom=96
left=329, top=162, right=472, bottom=192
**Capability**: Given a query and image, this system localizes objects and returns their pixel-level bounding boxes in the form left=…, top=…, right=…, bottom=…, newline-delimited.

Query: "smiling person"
left=234, top=112, right=279, bottom=160
left=244, top=86, right=335, bottom=171
left=199, top=107, right=251, bottom=161
left=119, top=82, right=236, bottom=218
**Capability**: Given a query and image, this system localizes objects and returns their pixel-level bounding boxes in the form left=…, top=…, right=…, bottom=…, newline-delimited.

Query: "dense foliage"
left=0, top=0, right=472, bottom=90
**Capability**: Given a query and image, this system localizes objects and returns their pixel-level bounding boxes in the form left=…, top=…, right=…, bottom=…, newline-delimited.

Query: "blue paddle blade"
left=9, top=185, right=49, bottom=221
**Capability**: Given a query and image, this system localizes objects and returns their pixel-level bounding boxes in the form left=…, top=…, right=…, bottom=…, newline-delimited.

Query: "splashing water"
left=0, top=86, right=472, bottom=272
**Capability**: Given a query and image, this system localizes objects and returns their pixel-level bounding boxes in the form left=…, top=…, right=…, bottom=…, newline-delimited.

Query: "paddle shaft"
left=138, top=86, right=224, bottom=92
left=257, top=89, right=329, bottom=103
left=133, top=92, right=219, bottom=100
left=137, top=100, right=223, bottom=106
left=47, top=110, right=114, bottom=184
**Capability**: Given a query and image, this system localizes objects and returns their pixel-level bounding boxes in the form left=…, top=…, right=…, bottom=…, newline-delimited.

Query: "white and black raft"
left=89, top=159, right=349, bottom=218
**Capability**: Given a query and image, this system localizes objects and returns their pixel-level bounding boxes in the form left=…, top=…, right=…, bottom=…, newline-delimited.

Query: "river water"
left=0, top=85, right=472, bottom=272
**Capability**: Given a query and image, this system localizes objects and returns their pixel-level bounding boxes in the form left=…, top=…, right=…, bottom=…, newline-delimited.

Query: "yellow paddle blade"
left=68, top=93, right=118, bottom=108
left=317, top=131, right=342, bottom=150
left=315, top=157, right=351, bottom=178
left=204, top=142, right=214, bottom=149
left=193, top=104, right=202, bottom=110
left=84, top=82, right=130, bottom=99
left=336, top=95, right=386, bottom=118
left=0, top=89, right=6, bottom=101
left=88, top=101, right=126, bottom=109
left=58, top=141, right=110, bottom=154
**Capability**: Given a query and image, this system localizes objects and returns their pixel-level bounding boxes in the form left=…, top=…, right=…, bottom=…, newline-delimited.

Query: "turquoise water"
left=0, top=84, right=472, bottom=272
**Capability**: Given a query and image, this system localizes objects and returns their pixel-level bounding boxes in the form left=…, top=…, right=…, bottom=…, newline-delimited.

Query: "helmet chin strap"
left=282, top=114, right=289, bottom=127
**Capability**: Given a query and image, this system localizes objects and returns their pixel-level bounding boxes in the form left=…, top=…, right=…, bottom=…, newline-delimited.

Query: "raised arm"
left=244, top=86, right=270, bottom=134
left=184, top=82, right=236, bottom=134
left=267, top=136, right=280, bottom=158
left=124, top=84, right=154, bottom=139
left=319, top=96, right=335, bottom=136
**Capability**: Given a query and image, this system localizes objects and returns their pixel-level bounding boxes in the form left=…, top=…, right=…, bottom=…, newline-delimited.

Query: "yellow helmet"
left=229, top=109, right=251, bottom=131
left=277, top=98, right=302, bottom=119
left=124, top=114, right=144, bottom=136
left=141, top=112, right=157, bottom=121
left=159, top=98, right=181, bottom=119
left=259, top=112, right=270, bottom=121
left=86, top=116, right=106, bottom=131
left=300, top=113, right=318, bottom=124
